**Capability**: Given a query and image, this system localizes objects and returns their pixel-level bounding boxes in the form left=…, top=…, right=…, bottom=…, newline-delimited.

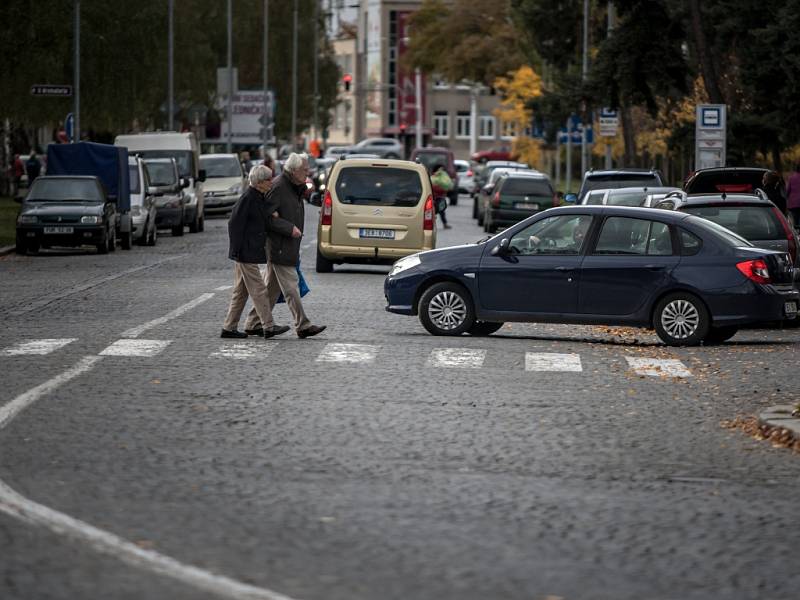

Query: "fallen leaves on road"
left=720, top=415, right=800, bottom=453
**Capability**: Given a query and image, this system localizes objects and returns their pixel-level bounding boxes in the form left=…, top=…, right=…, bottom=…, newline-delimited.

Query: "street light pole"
left=168, top=0, right=174, bottom=130
left=415, top=68, right=423, bottom=150
left=581, top=0, right=589, bottom=178
left=74, top=0, right=80, bottom=143
left=226, top=0, right=233, bottom=153
left=291, top=0, right=298, bottom=151
left=605, top=1, right=615, bottom=169
left=313, top=0, right=319, bottom=145
left=263, top=0, right=269, bottom=155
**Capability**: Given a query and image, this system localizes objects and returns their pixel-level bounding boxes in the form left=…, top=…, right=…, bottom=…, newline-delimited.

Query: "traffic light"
left=343, top=73, right=352, bottom=92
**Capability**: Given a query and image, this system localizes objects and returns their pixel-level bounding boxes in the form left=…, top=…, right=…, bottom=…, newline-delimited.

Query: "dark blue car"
left=384, top=206, right=799, bottom=346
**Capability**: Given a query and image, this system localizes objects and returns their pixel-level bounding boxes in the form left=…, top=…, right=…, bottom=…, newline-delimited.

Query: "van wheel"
left=172, top=225, right=184, bottom=237
left=419, top=282, right=475, bottom=336
left=704, top=326, right=738, bottom=345
left=316, top=247, right=334, bottom=273
left=467, top=321, right=504, bottom=336
left=654, top=292, right=709, bottom=346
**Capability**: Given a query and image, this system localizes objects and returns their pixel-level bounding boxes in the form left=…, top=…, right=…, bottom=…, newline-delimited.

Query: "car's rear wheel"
left=419, top=282, right=475, bottom=336
left=316, top=247, right=334, bottom=273
left=704, top=325, right=738, bottom=344
left=189, top=211, right=200, bottom=233
left=467, top=321, right=504, bottom=336
left=172, top=224, right=184, bottom=237
left=654, top=292, right=710, bottom=346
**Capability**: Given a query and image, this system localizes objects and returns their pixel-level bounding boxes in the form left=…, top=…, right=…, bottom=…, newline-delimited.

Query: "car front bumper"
left=17, top=225, right=106, bottom=246
left=204, top=193, right=238, bottom=213
left=384, top=268, right=429, bottom=315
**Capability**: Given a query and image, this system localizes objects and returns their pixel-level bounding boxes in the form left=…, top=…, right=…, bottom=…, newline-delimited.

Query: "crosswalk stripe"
left=99, top=339, right=172, bottom=357
left=316, top=343, right=378, bottom=364
left=525, top=352, right=583, bottom=372
left=427, top=348, right=486, bottom=369
left=625, top=357, right=692, bottom=378
left=210, top=343, right=274, bottom=360
left=0, top=339, right=78, bottom=356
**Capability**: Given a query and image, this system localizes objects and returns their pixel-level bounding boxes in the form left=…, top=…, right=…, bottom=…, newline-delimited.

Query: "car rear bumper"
left=17, top=225, right=106, bottom=246
left=319, top=240, right=435, bottom=263
left=708, top=284, right=800, bottom=325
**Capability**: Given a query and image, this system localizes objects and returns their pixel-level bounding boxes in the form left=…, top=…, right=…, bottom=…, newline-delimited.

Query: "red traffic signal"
left=343, top=73, right=352, bottom=92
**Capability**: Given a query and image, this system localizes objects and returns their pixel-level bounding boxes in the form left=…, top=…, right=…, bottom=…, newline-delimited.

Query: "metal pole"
left=74, top=0, right=80, bottom=142
left=168, top=0, right=174, bottom=130
left=581, top=0, right=589, bottom=179
left=469, top=86, right=478, bottom=157
left=555, top=135, right=561, bottom=190
left=313, top=0, right=319, bottom=145
left=262, top=0, right=271, bottom=158
left=566, top=117, right=572, bottom=194
left=227, top=0, right=233, bottom=153
left=605, top=1, right=615, bottom=169
left=415, top=68, right=423, bottom=149
left=291, top=0, right=298, bottom=151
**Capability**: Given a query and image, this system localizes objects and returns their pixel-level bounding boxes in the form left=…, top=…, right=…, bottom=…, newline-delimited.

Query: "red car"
left=471, top=145, right=516, bottom=164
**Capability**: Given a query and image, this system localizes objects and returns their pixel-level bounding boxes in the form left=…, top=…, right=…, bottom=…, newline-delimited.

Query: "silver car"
left=349, top=137, right=403, bottom=159
left=455, top=160, right=476, bottom=195
left=128, top=157, right=158, bottom=246
left=143, top=157, right=187, bottom=237
left=581, top=186, right=681, bottom=207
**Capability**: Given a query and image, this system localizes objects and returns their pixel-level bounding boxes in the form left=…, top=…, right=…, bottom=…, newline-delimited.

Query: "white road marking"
left=214, top=285, right=233, bottom=291
left=0, top=338, right=78, bottom=356
left=211, top=343, right=274, bottom=360
left=121, top=293, right=214, bottom=338
left=525, top=352, right=583, bottom=372
left=316, top=343, right=378, bottom=363
left=100, top=339, right=172, bottom=357
left=625, top=357, right=692, bottom=378
left=427, top=348, right=486, bottom=369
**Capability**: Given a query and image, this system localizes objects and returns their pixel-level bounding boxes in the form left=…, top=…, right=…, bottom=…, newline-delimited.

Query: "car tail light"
left=423, top=194, right=434, bottom=230
left=772, top=206, right=796, bottom=263
left=492, top=191, right=501, bottom=207
left=321, top=190, right=333, bottom=226
left=736, top=258, right=771, bottom=284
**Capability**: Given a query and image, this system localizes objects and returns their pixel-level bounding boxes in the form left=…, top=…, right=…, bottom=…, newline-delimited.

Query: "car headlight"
left=389, top=254, right=421, bottom=276
left=227, top=184, right=242, bottom=195
left=80, top=215, right=101, bottom=224
left=18, top=215, right=38, bottom=224
left=130, top=205, right=142, bottom=217
left=319, top=183, right=326, bottom=191
left=318, top=172, right=326, bottom=182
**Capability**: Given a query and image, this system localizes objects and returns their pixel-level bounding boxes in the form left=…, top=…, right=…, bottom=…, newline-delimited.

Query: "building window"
left=501, top=121, right=516, bottom=139
left=433, top=112, right=449, bottom=139
left=456, top=112, right=471, bottom=139
left=479, top=115, right=496, bottom=140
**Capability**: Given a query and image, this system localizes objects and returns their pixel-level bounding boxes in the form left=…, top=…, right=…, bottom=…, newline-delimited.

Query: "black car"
left=16, top=175, right=117, bottom=255
left=384, top=206, right=798, bottom=346
left=683, top=167, right=770, bottom=195
left=577, top=168, right=664, bottom=202
left=483, top=172, right=556, bottom=233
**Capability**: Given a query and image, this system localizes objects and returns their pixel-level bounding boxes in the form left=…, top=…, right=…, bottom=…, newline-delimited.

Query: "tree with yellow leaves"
left=493, top=66, right=545, bottom=169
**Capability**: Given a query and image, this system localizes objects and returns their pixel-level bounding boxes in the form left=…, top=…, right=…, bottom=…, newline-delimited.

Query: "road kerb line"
left=121, top=293, right=215, bottom=338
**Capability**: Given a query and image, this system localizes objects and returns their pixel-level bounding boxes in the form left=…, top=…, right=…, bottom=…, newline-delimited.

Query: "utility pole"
left=168, top=0, right=174, bottom=130
left=415, top=68, right=423, bottom=149
left=313, top=0, right=320, bottom=145
left=565, top=116, right=572, bottom=194
left=469, top=86, right=478, bottom=157
left=605, top=1, right=615, bottom=169
left=226, top=0, right=233, bottom=152
left=581, top=0, right=589, bottom=178
left=291, top=0, right=299, bottom=151
left=74, top=0, right=80, bottom=143
left=263, top=0, right=269, bottom=155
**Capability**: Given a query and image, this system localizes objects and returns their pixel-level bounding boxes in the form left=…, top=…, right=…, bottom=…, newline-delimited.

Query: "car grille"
left=40, top=215, right=81, bottom=224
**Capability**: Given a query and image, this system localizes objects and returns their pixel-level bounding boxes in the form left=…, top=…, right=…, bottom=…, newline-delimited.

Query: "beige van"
left=314, top=158, right=436, bottom=272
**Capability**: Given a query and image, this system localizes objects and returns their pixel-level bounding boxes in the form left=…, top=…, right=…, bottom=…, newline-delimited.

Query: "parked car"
left=384, top=205, right=798, bottom=345
left=473, top=160, right=530, bottom=194
left=410, top=147, right=458, bottom=205
left=475, top=165, right=536, bottom=224
left=576, top=168, right=664, bottom=202
left=200, top=153, right=246, bottom=214
left=313, top=157, right=336, bottom=193
left=311, top=157, right=436, bottom=272
left=349, top=137, right=403, bottom=159
left=581, top=186, right=681, bottom=207
left=683, top=167, right=770, bottom=195
left=483, top=172, right=557, bottom=233
left=16, top=175, right=118, bottom=255
left=324, top=146, right=351, bottom=159
left=655, top=192, right=798, bottom=264
left=471, top=144, right=516, bottom=164
left=129, top=156, right=158, bottom=246
left=454, top=159, right=476, bottom=195
left=143, top=158, right=186, bottom=237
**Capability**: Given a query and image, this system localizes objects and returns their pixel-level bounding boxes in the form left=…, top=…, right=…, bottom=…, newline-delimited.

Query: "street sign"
left=599, top=107, right=619, bottom=137
left=65, top=113, right=74, bottom=141
left=559, top=125, right=593, bottom=145
left=695, top=104, right=727, bottom=170
left=30, top=84, right=72, bottom=97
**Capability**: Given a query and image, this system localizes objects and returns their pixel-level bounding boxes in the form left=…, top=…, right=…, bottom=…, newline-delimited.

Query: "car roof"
left=585, top=168, right=659, bottom=176
left=501, top=171, right=548, bottom=180
left=678, top=193, right=773, bottom=206
left=454, top=159, right=470, bottom=165
left=542, top=204, right=690, bottom=222
left=486, top=160, right=527, bottom=167
left=340, top=153, right=381, bottom=159
left=200, top=153, right=239, bottom=160
left=606, top=186, right=678, bottom=194
left=333, top=158, right=423, bottom=170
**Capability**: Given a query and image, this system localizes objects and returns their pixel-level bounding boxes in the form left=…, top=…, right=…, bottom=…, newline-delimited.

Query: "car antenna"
left=721, top=192, right=727, bottom=200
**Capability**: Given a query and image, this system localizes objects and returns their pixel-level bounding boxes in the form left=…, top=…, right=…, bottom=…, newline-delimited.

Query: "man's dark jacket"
left=266, top=174, right=305, bottom=266
left=228, top=186, right=279, bottom=263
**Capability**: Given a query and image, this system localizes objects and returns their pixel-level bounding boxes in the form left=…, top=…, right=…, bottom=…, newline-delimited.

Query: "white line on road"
left=0, top=338, right=78, bottom=356
left=316, top=343, right=378, bottom=363
left=121, top=293, right=215, bottom=338
left=525, top=352, right=583, bottom=372
left=214, top=285, right=233, bottom=291
left=211, top=343, right=274, bottom=360
left=427, top=348, right=486, bottom=369
left=625, top=357, right=692, bottom=378
left=100, top=339, right=172, bottom=357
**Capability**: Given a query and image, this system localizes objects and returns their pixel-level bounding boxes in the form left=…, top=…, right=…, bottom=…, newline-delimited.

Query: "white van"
left=114, top=132, right=206, bottom=233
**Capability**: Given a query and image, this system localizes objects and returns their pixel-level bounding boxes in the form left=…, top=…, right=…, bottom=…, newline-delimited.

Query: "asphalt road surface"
left=1, top=197, right=799, bottom=600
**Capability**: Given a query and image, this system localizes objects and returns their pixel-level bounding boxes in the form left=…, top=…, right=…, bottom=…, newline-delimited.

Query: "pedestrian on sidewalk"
left=221, top=164, right=293, bottom=339
left=244, top=153, right=327, bottom=339
left=785, top=164, right=800, bottom=228
left=431, top=164, right=453, bottom=229
left=761, top=170, right=787, bottom=215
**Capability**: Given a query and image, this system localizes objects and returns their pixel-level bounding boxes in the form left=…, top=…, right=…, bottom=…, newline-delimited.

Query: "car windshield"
left=683, top=205, right=784, bottom=240
left=583, top=174, right=661, bottom=195
left=686, top=215, right=752, bottom=247
left=416, top=153, right=448, bottom=172
left=335, top=167, right=422, bottom=206
left=200, top=157, right=241, bottom=178
left=501, top=179, right=553, bottom=197
left=137, top=150, right=193, bottom=178
left=606, top=191, right=648, bottom=206
left=27, top=178, right=103, bottom=202
left=686, top=171, right=765, bottom=194
left=144, top=162, right=177, bottom=186
left=128, top=165, right=140, bottom=194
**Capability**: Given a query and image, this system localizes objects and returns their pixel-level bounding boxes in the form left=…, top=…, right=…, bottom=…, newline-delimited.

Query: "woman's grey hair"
left=284, top=152, right=308, bottom=173
left=248, top=164, right=273, bottom=186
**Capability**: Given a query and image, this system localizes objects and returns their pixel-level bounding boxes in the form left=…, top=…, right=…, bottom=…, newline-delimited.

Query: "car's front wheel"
left=467, top=321, right=504, bottom=336
left=653, top=292, right=710, bottom=346
left=418, top=282, right=475, bottom=336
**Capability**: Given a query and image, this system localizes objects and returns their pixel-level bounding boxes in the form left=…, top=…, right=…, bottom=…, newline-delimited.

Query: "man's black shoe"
left=263, top=325, right=290, bottom=338
left=245, top=327, right=264, bottom=336
left=297, top=324, right=327, bottom=339
left=220, top=329, right=248, bottom=339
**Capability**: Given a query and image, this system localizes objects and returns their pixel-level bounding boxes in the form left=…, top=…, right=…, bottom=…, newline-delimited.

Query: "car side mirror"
left=564, top=193, right=577, bottom=204
left=490, top=238, right=509, bottom=256
left=180, top=177, right=190, bottom=189
left=197, top=169, right=207, bottom=182
left=309, top=192, right=321, bottom=206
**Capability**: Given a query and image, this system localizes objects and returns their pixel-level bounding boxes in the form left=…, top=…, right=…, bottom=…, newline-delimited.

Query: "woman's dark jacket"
left=228, top=186, right=279, bottom=264
left=266, top=174, right=305, bottom=266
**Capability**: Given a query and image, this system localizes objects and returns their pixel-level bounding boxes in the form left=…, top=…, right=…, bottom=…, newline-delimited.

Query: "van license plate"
left=44, top=226, right=74, bottom=234
left=515, top=202, right=539, bottom=210
left=360, top=228, right=395, bottom=239
left=785, top=301, right=797, bottom=316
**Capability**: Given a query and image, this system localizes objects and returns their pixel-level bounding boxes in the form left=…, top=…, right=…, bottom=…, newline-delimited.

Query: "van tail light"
left=423, top=194, right=434, bottom=230
left=772, top=206, right=796, bottom=263
left=321, top=190, right=333, bottom=226
left=736, top=258, right=771, bottom=284
left=492, top=191, right=501, bottom=207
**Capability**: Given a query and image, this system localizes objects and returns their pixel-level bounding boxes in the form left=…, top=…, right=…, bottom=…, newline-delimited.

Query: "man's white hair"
left=248, top=164, right=273, bottom=186
left=284, top=152, right=309, bottom=173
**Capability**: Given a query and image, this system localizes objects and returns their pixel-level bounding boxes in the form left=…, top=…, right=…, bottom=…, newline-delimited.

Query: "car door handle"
left=555, top=266, right=573, bottom=272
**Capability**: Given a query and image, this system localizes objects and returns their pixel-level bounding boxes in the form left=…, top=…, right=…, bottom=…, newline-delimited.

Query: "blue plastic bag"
left=276, top=263, right=310, bottom=303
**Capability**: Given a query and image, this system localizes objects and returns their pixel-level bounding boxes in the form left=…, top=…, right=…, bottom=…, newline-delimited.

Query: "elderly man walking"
left=221, top=165, right=295, bottom=339
left=244, top=153, right=326, bottom=339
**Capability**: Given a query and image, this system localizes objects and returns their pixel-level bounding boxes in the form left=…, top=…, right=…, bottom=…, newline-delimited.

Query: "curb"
left=0, top=245, right=15, bottom=257
left=758, top=405, right=800, bottom=440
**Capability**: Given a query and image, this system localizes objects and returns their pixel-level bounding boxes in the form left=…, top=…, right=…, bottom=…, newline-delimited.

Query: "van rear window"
left=335, top=167, right=423, bottom=207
